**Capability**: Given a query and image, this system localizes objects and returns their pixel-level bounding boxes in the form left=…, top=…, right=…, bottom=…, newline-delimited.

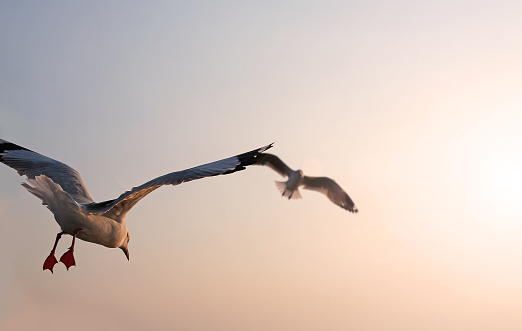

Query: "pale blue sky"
left=1, top=1, right=522, bottom=330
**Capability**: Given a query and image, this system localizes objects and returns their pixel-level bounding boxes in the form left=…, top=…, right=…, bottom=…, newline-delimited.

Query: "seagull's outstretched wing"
left=0, top=139, right=94, bottom=204
left=254, top=153, right=293, bottom=177
left=85, top=143, right=273, bottom=220
left=302, top=176, right=358, bottom=213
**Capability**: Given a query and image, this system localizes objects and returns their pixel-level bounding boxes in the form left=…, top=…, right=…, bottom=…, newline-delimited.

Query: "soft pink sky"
left=1, top=1, right=522, bottom=330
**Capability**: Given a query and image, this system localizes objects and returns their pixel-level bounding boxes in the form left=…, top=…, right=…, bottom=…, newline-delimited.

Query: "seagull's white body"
left=23, top=175, right=128, bottom=249
left=0, top=138, right=272, bottom=271
left=275, top=169, right=305, bottom=199
left=255, top=153, right=358, bottom=213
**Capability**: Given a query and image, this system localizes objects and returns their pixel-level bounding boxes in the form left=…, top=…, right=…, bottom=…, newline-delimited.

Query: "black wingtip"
left=223, top=142, right=274, bottom=175
left=239, top=142, right=274, bottom=163
left=0, top=140, right=32, bottom=162
left=263, top=142, right=275, bottom=152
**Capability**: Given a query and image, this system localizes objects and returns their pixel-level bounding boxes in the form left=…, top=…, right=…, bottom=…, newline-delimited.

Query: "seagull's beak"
left=120, top=246, right=130, bottom=260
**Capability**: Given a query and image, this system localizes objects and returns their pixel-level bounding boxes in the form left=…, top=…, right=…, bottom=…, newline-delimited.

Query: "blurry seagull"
left=254, top=153, right=358, bottom=213
left=0, top=138, right=272, bottom=272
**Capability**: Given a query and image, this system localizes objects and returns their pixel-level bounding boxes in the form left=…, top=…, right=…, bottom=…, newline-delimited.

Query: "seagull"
left=254, top=153, right=358, bottom=213
left=0, top=138, right=272, bottom=272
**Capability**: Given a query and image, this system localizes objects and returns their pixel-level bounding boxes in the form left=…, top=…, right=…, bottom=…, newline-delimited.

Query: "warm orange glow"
left=2, top=2, right=522, bottom=330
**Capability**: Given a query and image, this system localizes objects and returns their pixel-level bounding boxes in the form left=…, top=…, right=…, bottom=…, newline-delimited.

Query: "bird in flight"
left=254, top=153, right=358, bottom=213
left=0, top=138, right=272, bottom=272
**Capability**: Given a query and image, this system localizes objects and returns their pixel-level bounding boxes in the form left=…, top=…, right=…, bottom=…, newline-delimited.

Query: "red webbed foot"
left=59, top=249, right=76, bottom=270
left=43, top=232, right=65, bottom=273
left=59, top=228, right=82, bottom=270
left=43, top=254, right=58, bottom=273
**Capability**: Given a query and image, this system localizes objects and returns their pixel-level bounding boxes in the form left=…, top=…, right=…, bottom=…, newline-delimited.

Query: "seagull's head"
left=119, top=232, right=130, bottom=260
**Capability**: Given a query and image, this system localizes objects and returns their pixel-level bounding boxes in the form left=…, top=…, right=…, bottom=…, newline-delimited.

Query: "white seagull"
left=0, top=138, right=272, bottom=272
left=254, top=153, right=358, bottom=213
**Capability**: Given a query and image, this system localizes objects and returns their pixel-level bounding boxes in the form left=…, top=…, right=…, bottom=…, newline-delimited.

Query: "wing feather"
left=0, top=139, right=94, bottom=203
left=254, top=153, right=293, bottom=177
left=85, top=143, right=273, bottom=220
left=302, top=176, right=358, bottom=213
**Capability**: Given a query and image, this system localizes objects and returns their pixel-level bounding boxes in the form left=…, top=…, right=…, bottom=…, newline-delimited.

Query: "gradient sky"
left=1, top=1, right=522, bottom=330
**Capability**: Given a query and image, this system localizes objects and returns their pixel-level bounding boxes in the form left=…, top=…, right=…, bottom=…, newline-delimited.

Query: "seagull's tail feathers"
left=275, top=181, right=302, bottom=200
left=21, top=175, right=80, bottom=214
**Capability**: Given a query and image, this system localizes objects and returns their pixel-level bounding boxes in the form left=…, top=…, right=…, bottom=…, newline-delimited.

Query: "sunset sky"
left=1, top=1, right=522, bottom=330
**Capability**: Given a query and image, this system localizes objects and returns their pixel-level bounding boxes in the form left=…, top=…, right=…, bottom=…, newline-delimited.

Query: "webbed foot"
left=59, top=249, right=76, bottom=270
left=43, top=254, right=58, bottom=273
